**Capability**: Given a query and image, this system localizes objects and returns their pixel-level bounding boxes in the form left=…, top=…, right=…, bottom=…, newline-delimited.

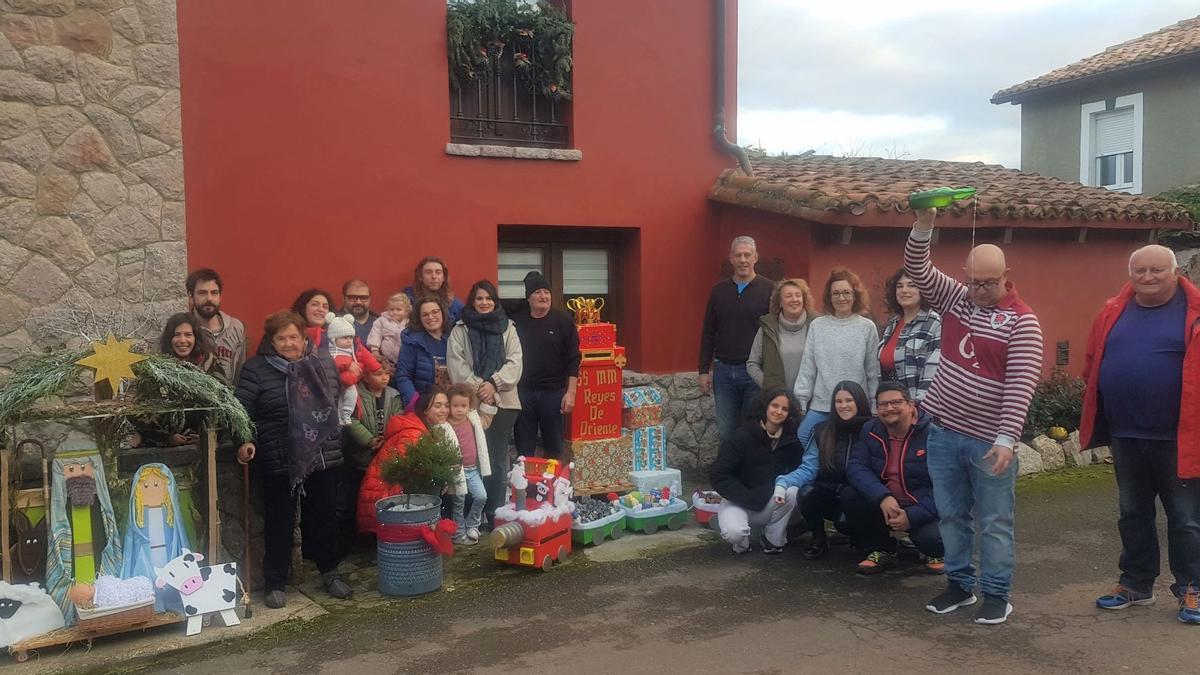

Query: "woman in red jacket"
left=357, top=385, right=451, bottom=533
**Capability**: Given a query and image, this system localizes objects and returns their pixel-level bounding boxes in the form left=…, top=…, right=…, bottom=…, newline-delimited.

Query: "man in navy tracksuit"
left=843, top=381, right=943, bottom=575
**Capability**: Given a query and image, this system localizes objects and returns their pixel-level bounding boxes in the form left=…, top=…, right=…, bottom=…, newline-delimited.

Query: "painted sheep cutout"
left=0, top=581, right=66, bottom=648
left=153, top=549, right=241, bottom=637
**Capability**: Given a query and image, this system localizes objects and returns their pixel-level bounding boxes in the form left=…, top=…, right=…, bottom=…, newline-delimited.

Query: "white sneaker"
left=466, top=527, right=480, bottom=543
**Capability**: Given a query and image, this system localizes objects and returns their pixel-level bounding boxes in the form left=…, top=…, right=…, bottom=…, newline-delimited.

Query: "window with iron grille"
left=447, top=1, right=574, bottom=148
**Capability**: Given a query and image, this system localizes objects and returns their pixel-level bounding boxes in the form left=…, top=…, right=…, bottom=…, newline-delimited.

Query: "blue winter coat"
left=391, top=329, right=449, bottom=405
left=845, top=412, right=939, bottom=529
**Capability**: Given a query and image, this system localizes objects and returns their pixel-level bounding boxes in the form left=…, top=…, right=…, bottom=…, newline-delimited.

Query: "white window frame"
left=1079, top=93, right=1143, bottom=194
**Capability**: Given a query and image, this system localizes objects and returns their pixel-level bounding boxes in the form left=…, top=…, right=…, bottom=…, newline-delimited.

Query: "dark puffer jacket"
left=709, top=422, right=805, bottom=512
left=391, top=330, right=448, bottom=406
left=234, top=338, right=343, bottom=478
left=846, top=412, right=938, bottom=529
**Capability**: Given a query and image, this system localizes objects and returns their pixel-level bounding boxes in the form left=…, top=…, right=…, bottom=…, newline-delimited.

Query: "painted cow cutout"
left=153, top=549, right=240, bottom=637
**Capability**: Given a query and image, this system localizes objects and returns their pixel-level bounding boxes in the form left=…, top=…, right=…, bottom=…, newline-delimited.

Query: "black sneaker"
left=975, top=595, right=1013, bottom=625
left=801, top=534, right=829, bottom=560
left=264, top=589, right=286, bottom=609
left=759, top=535, right=784, bottom=554
left=925, top=582, right=977, bottom=614
left=321, top=571, right=353, bottom=600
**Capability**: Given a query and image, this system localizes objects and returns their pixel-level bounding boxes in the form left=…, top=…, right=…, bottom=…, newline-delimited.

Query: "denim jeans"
left=713, top=361, right=759, bottom=443
left=926, top=423, right=1017, bottom=600
left=452, top=467, right=488, bottom=531
left=796, top=410, right=829, bottom=452
left=1110, top=437, right=1200, bottom=597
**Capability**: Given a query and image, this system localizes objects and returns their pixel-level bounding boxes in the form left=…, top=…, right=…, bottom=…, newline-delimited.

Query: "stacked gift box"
left=622, top=385, right=682, bottom=499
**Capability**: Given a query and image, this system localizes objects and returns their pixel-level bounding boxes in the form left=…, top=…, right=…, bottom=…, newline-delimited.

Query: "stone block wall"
left=0, top=0, right=186, bottom=375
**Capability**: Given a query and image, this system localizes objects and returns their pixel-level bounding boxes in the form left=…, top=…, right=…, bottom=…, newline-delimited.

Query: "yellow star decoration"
left=75, top=334, right=147, bottom=396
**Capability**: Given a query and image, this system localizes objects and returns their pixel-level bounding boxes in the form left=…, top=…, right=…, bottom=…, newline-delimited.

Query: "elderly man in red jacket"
left=1081, top=244, right=1200, bottom=626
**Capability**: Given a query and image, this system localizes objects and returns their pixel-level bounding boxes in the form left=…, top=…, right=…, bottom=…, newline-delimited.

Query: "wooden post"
left=2, top=445, right=10, bottom=583
left=205, top=427, right=220, bottom=561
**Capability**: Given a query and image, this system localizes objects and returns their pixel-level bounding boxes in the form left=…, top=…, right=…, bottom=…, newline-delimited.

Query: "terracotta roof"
left=710, top=155, right=1193, bottom=228
left=992, top=16, right=1200, bottom=103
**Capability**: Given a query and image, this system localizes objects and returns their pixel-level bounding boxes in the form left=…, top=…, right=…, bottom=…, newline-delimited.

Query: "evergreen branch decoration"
left=379, top=427, right=462, bottom=496
left=446, top=0, right=574, bottom=100
left=132, top=356, right=254, bottom=443
left=0, top=349, right=88, bottom=426
left=0, top=349, right=252, bottom=442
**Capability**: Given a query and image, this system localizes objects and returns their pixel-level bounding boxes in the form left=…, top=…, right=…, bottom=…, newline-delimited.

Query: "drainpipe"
left=714, top=0, right=753, bottom=175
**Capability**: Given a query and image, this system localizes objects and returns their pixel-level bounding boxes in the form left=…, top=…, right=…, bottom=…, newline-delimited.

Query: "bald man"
left=904, top=207, right=1043, bottom=625
left=1080, top=244, right=1200, bottom=625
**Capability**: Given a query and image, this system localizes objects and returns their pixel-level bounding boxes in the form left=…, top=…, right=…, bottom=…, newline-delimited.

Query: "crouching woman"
left=709, top=389, right=806, bottom=554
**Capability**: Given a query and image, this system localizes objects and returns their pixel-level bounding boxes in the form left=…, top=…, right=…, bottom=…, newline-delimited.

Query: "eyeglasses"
left=830, top=290, right=854, bottom=298
left=876, top=399, right=908, bottom=409
left=966, top=279, right=1002, bottom=291
left=345, top=294, right=370, bottom=301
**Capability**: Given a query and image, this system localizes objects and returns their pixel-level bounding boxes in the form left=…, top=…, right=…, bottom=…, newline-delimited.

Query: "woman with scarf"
left=234, top=310, right=351, bottom=609
left=448, top=280, right=523, bottom=527
left=130, top=313, right=226, bottom=448
left=793, top=381, right=873, bottom=559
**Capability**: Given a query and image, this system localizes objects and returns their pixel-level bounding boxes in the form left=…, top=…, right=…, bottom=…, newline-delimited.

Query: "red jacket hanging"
left=1080, top=277, right=1200, bottom=479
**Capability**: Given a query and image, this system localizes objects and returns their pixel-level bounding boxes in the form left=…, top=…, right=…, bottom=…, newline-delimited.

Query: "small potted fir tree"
left=374, top=428, right=461, bottom=597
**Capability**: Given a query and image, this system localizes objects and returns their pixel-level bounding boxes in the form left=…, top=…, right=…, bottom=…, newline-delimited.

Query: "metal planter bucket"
left=375, top=494, right=443, bottom=597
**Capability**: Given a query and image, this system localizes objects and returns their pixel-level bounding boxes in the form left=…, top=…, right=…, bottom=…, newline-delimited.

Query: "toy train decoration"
left=490, top=457, right=575, bottom=571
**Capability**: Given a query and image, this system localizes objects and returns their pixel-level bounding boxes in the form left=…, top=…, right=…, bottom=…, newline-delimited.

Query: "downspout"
left=714, top=0, right=753, bottom=175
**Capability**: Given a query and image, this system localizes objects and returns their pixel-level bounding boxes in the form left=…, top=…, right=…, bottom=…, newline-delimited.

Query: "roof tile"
left=993, top=16, right=1200, bottom=103
left=710, top=156, right=1192, bottom=228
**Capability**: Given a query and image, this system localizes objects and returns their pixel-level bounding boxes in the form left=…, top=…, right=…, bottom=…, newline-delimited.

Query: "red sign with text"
left=567, top=362, right=623, bottom=441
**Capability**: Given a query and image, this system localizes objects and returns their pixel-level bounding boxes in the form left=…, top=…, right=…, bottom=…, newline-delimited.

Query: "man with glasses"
left=341, top=279, right=377, bottom=344
left=905, top=207, right=1043, bottom=625
left=843, top=382, right=943, bottom=575
left=1080, top=245, right=1200, bottom=625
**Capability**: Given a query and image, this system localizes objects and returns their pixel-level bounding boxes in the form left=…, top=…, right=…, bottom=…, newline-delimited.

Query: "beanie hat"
left=325, top=312, right=357, bottom=340
left=523, top=270, right=551, bottom=298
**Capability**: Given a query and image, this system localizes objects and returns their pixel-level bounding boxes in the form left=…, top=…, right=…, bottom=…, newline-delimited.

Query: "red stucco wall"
left=178, top=0, right=738, bottom=372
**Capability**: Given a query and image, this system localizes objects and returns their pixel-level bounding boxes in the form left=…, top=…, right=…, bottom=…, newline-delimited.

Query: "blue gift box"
left=626, top=424, right=666, bottom=471
left=621, top=386, right=663, bottom=408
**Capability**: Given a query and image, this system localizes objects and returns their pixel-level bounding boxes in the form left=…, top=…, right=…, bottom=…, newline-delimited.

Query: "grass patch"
left=1017, top=464, right=1114, bottom=496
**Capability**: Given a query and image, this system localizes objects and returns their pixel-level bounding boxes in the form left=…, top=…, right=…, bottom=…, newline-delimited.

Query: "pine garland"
left=0, top=350, right=252, bottom=442
left=379, top=427, right=463, bottom=496
left=447, top=0, right=574, bottom=100
left=0, top=349, right=88, bottom=426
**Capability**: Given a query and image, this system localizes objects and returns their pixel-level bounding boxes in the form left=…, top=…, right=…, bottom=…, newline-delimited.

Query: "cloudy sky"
left=737, top=0, right=1198, bottom=167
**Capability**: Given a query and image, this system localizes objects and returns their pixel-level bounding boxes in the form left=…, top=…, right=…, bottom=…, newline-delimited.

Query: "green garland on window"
left=447, top=0, right=574, bottom=100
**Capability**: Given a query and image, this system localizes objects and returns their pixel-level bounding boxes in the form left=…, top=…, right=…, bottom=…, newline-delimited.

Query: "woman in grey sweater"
left=747, top=278, right=816, bottom=394
left=793, top=268, right=880, bottom=450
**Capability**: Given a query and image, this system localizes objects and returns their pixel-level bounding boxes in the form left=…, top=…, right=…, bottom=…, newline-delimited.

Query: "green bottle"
left=908, top=187, right=977, bottom=210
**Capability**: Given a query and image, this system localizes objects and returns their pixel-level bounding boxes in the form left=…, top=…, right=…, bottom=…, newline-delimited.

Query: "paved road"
left=129, top=466, right=1195, bottom=675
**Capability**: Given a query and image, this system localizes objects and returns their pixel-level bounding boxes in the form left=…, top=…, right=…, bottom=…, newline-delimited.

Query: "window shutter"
left=562, top=249, right=609, bottom=295
left=1094, top=108, right=1134, bottom=157
left=498, top=247, right=544, bottom=300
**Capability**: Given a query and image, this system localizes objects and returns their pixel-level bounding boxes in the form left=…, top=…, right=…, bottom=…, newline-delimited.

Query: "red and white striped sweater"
left=904, top=228, right=1044, bottom=448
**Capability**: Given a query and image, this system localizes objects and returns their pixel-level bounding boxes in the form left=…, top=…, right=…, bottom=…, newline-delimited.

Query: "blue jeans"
left=1111, top=437, right=1200, bottom=597
left=453, top=467, right=488, bottom=531
left=797, top=410, right=829, bottom=452
left=926, top=423, right=1017, bottom=600
left=713, top=360, right=759, bottom=442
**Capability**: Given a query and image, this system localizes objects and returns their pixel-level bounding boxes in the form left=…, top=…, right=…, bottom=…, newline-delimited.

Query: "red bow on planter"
left=378, top=519, right=458, bottom=556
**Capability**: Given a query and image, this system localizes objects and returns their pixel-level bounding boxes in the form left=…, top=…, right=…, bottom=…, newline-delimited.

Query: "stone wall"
left=0, top=0, right=186, bottom=375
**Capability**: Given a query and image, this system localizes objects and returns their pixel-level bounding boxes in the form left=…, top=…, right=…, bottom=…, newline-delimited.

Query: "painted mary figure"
left=120, top=464, right=190, bottom=612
